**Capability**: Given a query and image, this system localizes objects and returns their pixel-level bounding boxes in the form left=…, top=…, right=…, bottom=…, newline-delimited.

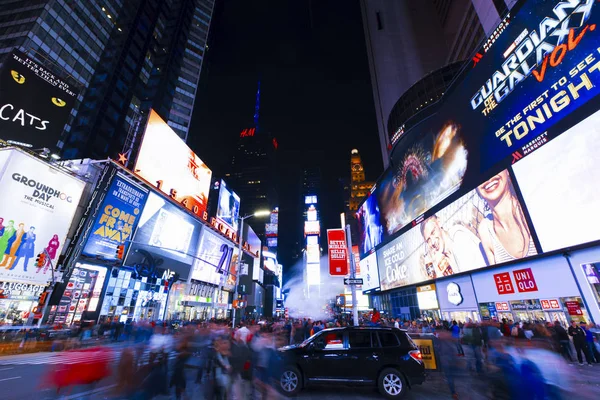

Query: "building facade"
left=358, top=0, right=600, bottom=326
left=359, top=0, right=514, bottom=167
left=0, top=0, right=215, bottom=160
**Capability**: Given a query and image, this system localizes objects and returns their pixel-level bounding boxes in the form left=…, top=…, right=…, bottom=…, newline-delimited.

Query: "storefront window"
left=49, top=263, right=107, bottom=325
left=100, top=269, right=168, bottom=323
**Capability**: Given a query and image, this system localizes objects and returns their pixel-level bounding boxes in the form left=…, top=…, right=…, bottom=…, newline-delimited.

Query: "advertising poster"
left=266, top=223, right=278, bottom=237
left=216, top=179, right=240, bottom=233
left=377, top=169, right=536, bottom=291
left=360, top=252, right=380, bottom=292
left=359, top=0, right=600, bottom=259
left=306, top=263, right=320, bottom=286
left=377, top=122, right=468, bottom=239
left=306, top=244, right=320, bottom=264
left=512, top=108, right=600, bottom=252
left=246, top=224, right=261, bottom=257
left=0, top=50, right=79, bottom=150
left=0, top=149, right=85, bottom=285
left=134, top=110, right=212, bottom=217
left=356, top=195, right=383, bottom=255
left=192, top=228, right=233, bottom=286
left=82, top=173, right=148, bottom=260
left=125, top=192, right=201, bottom=281
left=327, top=229, right=348, bottom=276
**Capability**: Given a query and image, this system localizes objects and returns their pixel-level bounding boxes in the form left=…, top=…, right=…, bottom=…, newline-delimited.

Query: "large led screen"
left=512, top=108, right=600, bottom=252
left=0, top=50, right=79, bottom=151
left=125, top=192, right=201, bottom=280
left=360, top=252, right=380, bottom=292
left=0, top=149, right=85, bottom=285
left=357, top=195, right=383, bottom=254
left=134, top=110, right=212, bottom=217
left=216, top=179, right=240, bottom=233
left=377, top=122, right=468, bottom=238
left=377, top=170, right=536, bottom=291
left=192, top=228, right=234, bottom=286
left=359, top=0, right=600, bottom=259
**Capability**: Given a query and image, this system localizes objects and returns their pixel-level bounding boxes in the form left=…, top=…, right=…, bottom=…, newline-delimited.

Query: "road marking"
left=0, top=376, right=21, bottom=382
left=61, top=384, right=116, bottom=400
left=0, top=367, right=14, bottom=371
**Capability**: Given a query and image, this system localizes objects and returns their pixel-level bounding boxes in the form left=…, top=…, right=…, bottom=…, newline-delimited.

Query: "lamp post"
left=231, top=210, right=270, bottom=329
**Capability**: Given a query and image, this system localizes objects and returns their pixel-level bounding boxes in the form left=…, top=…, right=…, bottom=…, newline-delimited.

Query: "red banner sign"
left=495, top=302, right=510, bottom=311
left=327, top=229, right=348, bottom=276
left=565, top=301, right=583, bottom=316
left=540, top=299, right=561, bottom=310
left=494, top=272, right=515, bottom=295
left=513, top=268, right=538, bottom=293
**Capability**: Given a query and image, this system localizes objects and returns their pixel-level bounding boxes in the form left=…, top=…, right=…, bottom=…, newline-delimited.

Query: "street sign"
left=335, top=295, right=346, bottom=306
left=344, top=278, right=363, bottom=285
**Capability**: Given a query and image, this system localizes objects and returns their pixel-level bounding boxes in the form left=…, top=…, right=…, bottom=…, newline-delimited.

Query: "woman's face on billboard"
left=477, top=170, right=509, bottom=203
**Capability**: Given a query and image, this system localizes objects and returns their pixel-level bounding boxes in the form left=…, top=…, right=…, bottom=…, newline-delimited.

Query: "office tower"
left=0, top=0, right=215, bottom=159
left=360, top=0, right=516, bottom=167
left=226, top=82, right=278, bottom=240
left=346, top=149, right=374, bottom=244
left=302, top=167, right=321, bottom=295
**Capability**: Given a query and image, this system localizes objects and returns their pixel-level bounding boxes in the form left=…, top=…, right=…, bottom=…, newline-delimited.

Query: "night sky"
left=189, top=0, right=383, bottom=270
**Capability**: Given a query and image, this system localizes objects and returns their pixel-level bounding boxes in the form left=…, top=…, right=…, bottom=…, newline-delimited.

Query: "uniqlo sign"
left=493, top=272, right=514, bottom=295
left=327, top=229, right=348, bottom=276
left=513, top=268, right=538, bottom=293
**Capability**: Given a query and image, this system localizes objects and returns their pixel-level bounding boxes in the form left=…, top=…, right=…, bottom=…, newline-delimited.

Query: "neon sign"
left=240, top=128, right=255, bottom=138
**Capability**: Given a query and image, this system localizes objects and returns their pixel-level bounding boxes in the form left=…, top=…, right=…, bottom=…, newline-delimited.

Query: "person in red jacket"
left=371, top=308, right=381, bottom=325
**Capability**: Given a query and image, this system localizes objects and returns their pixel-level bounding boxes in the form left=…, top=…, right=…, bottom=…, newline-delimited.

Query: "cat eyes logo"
left=10, top=70, right=25, bottom=84
left=51, top=97, right=66, bottom=107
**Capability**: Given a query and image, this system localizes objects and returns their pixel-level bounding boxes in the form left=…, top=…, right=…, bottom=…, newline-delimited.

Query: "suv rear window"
left=377, top=332, right=400, bottom=347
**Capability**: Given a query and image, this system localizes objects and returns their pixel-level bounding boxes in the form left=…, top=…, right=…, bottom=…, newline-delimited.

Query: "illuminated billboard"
left=306, top=244, right=320, bottom=264
left=265, top=223, right=278, bottom=237
left=125, top=191, right=202, bottom=280
left=82, top=173, right=148, bottom=260
left=304, top=221, right=320, bottom=236
left=377, top=170, right=535, bottom=291
left=513, top=108, right=600, bottom=252
left=0, top=50, right=79, bottom=151
left=306, top=263, right=320, bottom=286
left=267, top=237, right=278, bottom=248
left=216, top=179, right=240, bottom=233
left=305, top=195, right=317, bottom=204
left=0, top=149, right=85, bottom=285
left=191, top=228, right=232, bottom=286
left=359, top=0, right=600, bottom=263
left=307, top=205, right=317, bottom=222
left=360, top=252, right=380, bottom=292
left=134, top=110, right=212, bottom=217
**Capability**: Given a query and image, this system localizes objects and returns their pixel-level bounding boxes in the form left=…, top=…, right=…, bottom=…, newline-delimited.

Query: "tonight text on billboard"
left=470, top=0, right=594, bottom=113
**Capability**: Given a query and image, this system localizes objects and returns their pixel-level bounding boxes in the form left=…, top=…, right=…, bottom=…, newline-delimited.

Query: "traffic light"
left=38, top=292, right=48, bottom=306
left=35, top=253, right=46, bottom=267
left=116, top=244, right=125, bottom=260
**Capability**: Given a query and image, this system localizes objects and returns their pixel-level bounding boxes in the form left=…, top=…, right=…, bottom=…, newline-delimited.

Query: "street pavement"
left=0, top=346, right=599, bottom=399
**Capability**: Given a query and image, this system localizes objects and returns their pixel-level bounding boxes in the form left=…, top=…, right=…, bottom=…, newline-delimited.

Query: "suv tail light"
left=409, top=350, right=423, bottom=363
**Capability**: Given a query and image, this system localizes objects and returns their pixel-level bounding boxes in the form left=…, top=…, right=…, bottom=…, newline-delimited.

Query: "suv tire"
left=378, top=368, right=407, bottom=399
left=279, top=365, right=302, bottom=396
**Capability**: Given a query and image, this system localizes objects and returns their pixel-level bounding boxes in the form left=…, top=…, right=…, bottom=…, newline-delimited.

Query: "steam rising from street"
left=282, top=255, right=345, bottom=320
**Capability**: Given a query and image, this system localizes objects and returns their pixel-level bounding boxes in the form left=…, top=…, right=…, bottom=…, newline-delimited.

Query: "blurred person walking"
left=207, top=337, right=232, bottom=400
left=582, top=322, right=599, bottom=363
left=231, top=328, right=253, bottom=400
left=553, top=321, right=573, bottom=362
left=451, top=321, right=464, bottom=356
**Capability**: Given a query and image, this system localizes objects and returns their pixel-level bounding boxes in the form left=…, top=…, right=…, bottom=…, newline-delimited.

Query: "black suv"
left=278, top=326, right=426, bottom=399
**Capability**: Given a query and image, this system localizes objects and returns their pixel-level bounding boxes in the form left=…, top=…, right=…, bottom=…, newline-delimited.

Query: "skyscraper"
left=0, top=0, right=215, bottom=160
left=226, top=82, right=278, bottom=240
left=359, top=0, right=516, bottom=166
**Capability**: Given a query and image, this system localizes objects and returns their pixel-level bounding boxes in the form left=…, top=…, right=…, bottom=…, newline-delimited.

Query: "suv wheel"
left=378, top=368, right=407, bottom=399
left=280, top=366, right=301, bottom=396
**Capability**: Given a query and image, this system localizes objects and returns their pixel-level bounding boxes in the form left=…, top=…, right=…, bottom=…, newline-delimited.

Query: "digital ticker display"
left=359, top=0, right=600, bottom=290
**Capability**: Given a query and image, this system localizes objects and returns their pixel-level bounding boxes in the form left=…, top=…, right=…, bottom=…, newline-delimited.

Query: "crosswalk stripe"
left=0, top=349, right=176, bottom=365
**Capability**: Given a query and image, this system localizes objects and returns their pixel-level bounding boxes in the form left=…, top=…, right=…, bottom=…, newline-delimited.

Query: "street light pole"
left=231, top=210, right=270, bottom=329
left=231, top=215, right=246, bottom=329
